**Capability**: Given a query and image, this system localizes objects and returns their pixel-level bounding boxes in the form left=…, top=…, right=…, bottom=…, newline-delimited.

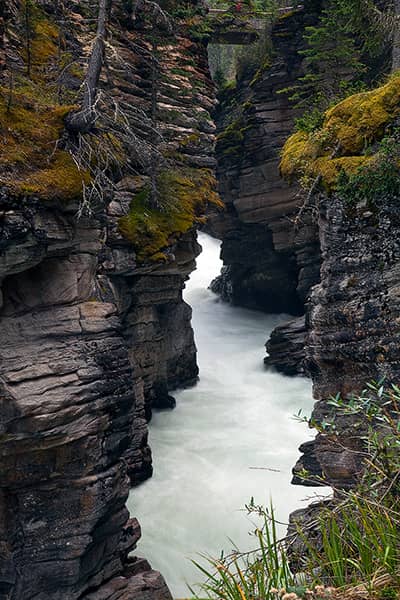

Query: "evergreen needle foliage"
left=283, top=0, right=387, bottom=112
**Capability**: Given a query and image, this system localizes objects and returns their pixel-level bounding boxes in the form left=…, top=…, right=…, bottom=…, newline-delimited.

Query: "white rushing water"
left=128, top=232, right=321, bottom=596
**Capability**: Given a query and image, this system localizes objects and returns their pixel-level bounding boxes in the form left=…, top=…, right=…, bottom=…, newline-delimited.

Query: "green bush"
left=337, top=130, right=400, bottom=205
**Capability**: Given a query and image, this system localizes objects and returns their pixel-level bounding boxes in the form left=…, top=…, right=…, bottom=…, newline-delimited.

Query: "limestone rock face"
left=209, top=7, right=321, bottom=317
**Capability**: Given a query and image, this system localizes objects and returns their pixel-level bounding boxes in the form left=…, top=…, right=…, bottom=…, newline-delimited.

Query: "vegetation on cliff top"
left=280, top=74, right=400, bottom=192
left=336, top=131, right=400, bottom=205
left=0, top=91, right=90, bottom=200
left=282, top=0, right=387, bottom=111
left=0, top=3, right=88, bottom=200
left=118, top=168, right=223, bottom=262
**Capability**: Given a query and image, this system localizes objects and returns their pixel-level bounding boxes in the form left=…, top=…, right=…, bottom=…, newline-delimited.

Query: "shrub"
left=336, top=130, right=400, bottom=206
left=280, top=74, right=400, bottom=193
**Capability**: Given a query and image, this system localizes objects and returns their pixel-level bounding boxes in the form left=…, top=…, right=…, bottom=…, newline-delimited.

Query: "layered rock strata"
left=294, top=194, right=400, bottom=489
left=103, top=217, right=201, bottom=483
left=264, top=315, right=306, bottom=376
left=101, top=0, right=217, bottom=481
left=0, top=202, right=172, bottom=599
left=0, top=0, right=217, bottom=596
left=211, top=4, right=398, bottom=498
left=209, top=6, right=321, bottom=318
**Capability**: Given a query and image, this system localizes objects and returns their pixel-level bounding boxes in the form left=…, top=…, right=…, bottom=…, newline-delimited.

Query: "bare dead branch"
left=294, top=142, right=341, bottom=230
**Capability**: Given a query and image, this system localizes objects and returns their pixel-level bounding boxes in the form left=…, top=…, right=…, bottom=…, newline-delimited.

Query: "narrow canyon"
left=1, top=0, right=400, bottom=598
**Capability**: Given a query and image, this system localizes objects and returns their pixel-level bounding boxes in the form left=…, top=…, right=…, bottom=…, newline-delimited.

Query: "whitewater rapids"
left=128, top=232, right=321, bottom=596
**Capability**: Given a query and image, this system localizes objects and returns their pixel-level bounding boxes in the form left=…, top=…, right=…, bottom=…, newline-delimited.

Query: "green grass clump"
left=191, top=502, right=295, bottom=600
left=315, top=495, right=399, bottom=589
left=191, top=381, right=400, bottom=600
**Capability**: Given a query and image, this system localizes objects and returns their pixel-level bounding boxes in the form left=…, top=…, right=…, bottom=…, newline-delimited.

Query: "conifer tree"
left=286, top=0, right=385, bottom=110
left=300, top=0, right=365, bottom=101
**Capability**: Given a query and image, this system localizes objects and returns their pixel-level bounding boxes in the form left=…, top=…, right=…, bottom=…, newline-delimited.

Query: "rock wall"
left=277, top=65, right=400, bottom=491
left=103, top=219, right=201, bottom=484
left=209, top=5, right=321, bottom=319
left=294, top=194, right=400, bottom=489
left=0, top=202, right=173, bottom=599
left=264, top=315, right=307, bottom=376
left=0, top=0, right=217, bottom=596
left=210, top=3, right=398, bottom=498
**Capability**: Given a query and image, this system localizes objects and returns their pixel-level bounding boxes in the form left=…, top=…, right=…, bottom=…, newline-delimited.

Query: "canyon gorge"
left=0, top=0, right=400, bottom=598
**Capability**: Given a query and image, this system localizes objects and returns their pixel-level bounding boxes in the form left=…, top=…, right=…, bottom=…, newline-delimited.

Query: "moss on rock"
left=312, top=156, right=372, bottom=191
left=118, top=168, right=223, bottom=262
left=216, top=115, right=251, bottom=159
left=22, top=1, right=60, bottom=76
left=325, top=76, right=400, bottom=154
left=30, top=19, right=59, bottom=69
left=280, top=74, right=400, bottom=191
left=0, top=3, right=88, bottom=201
left=0, top=89, right=88, bottom=200
left=17, top=152, right=90, bottom=200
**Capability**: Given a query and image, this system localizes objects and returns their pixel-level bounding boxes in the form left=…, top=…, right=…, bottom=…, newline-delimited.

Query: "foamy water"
left=128, top=233, right=322, bottom=596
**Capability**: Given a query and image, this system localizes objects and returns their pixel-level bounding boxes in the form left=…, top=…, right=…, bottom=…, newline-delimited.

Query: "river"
left=128, top=232, right=321, bottom=596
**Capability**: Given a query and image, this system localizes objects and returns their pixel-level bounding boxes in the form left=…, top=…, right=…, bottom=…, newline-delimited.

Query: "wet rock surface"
left=208, top=6, right=322, bottom=386
left=209, top=0, right=399, bottom=540
left=264, top=316, right=307, bottom=376
left=0, top=205, right=172, bottom=599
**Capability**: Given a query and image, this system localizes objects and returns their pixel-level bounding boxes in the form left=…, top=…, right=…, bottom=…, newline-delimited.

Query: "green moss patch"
left=280, top=74, right=400, bottom=191
left=118, top=168, right=223, bottom=262
left=216, top=115, right=251, bottom=159
left=325, top=75, right=400, bottom=154
left=30, top=18, right=59, bottom=69
left=21, top=1, right=61, bottom=77
left=17, top=152, right=90, bottom=199
left=0, top=89, right=88, bottom=200
left=0, top=3, right=89, bottom=201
